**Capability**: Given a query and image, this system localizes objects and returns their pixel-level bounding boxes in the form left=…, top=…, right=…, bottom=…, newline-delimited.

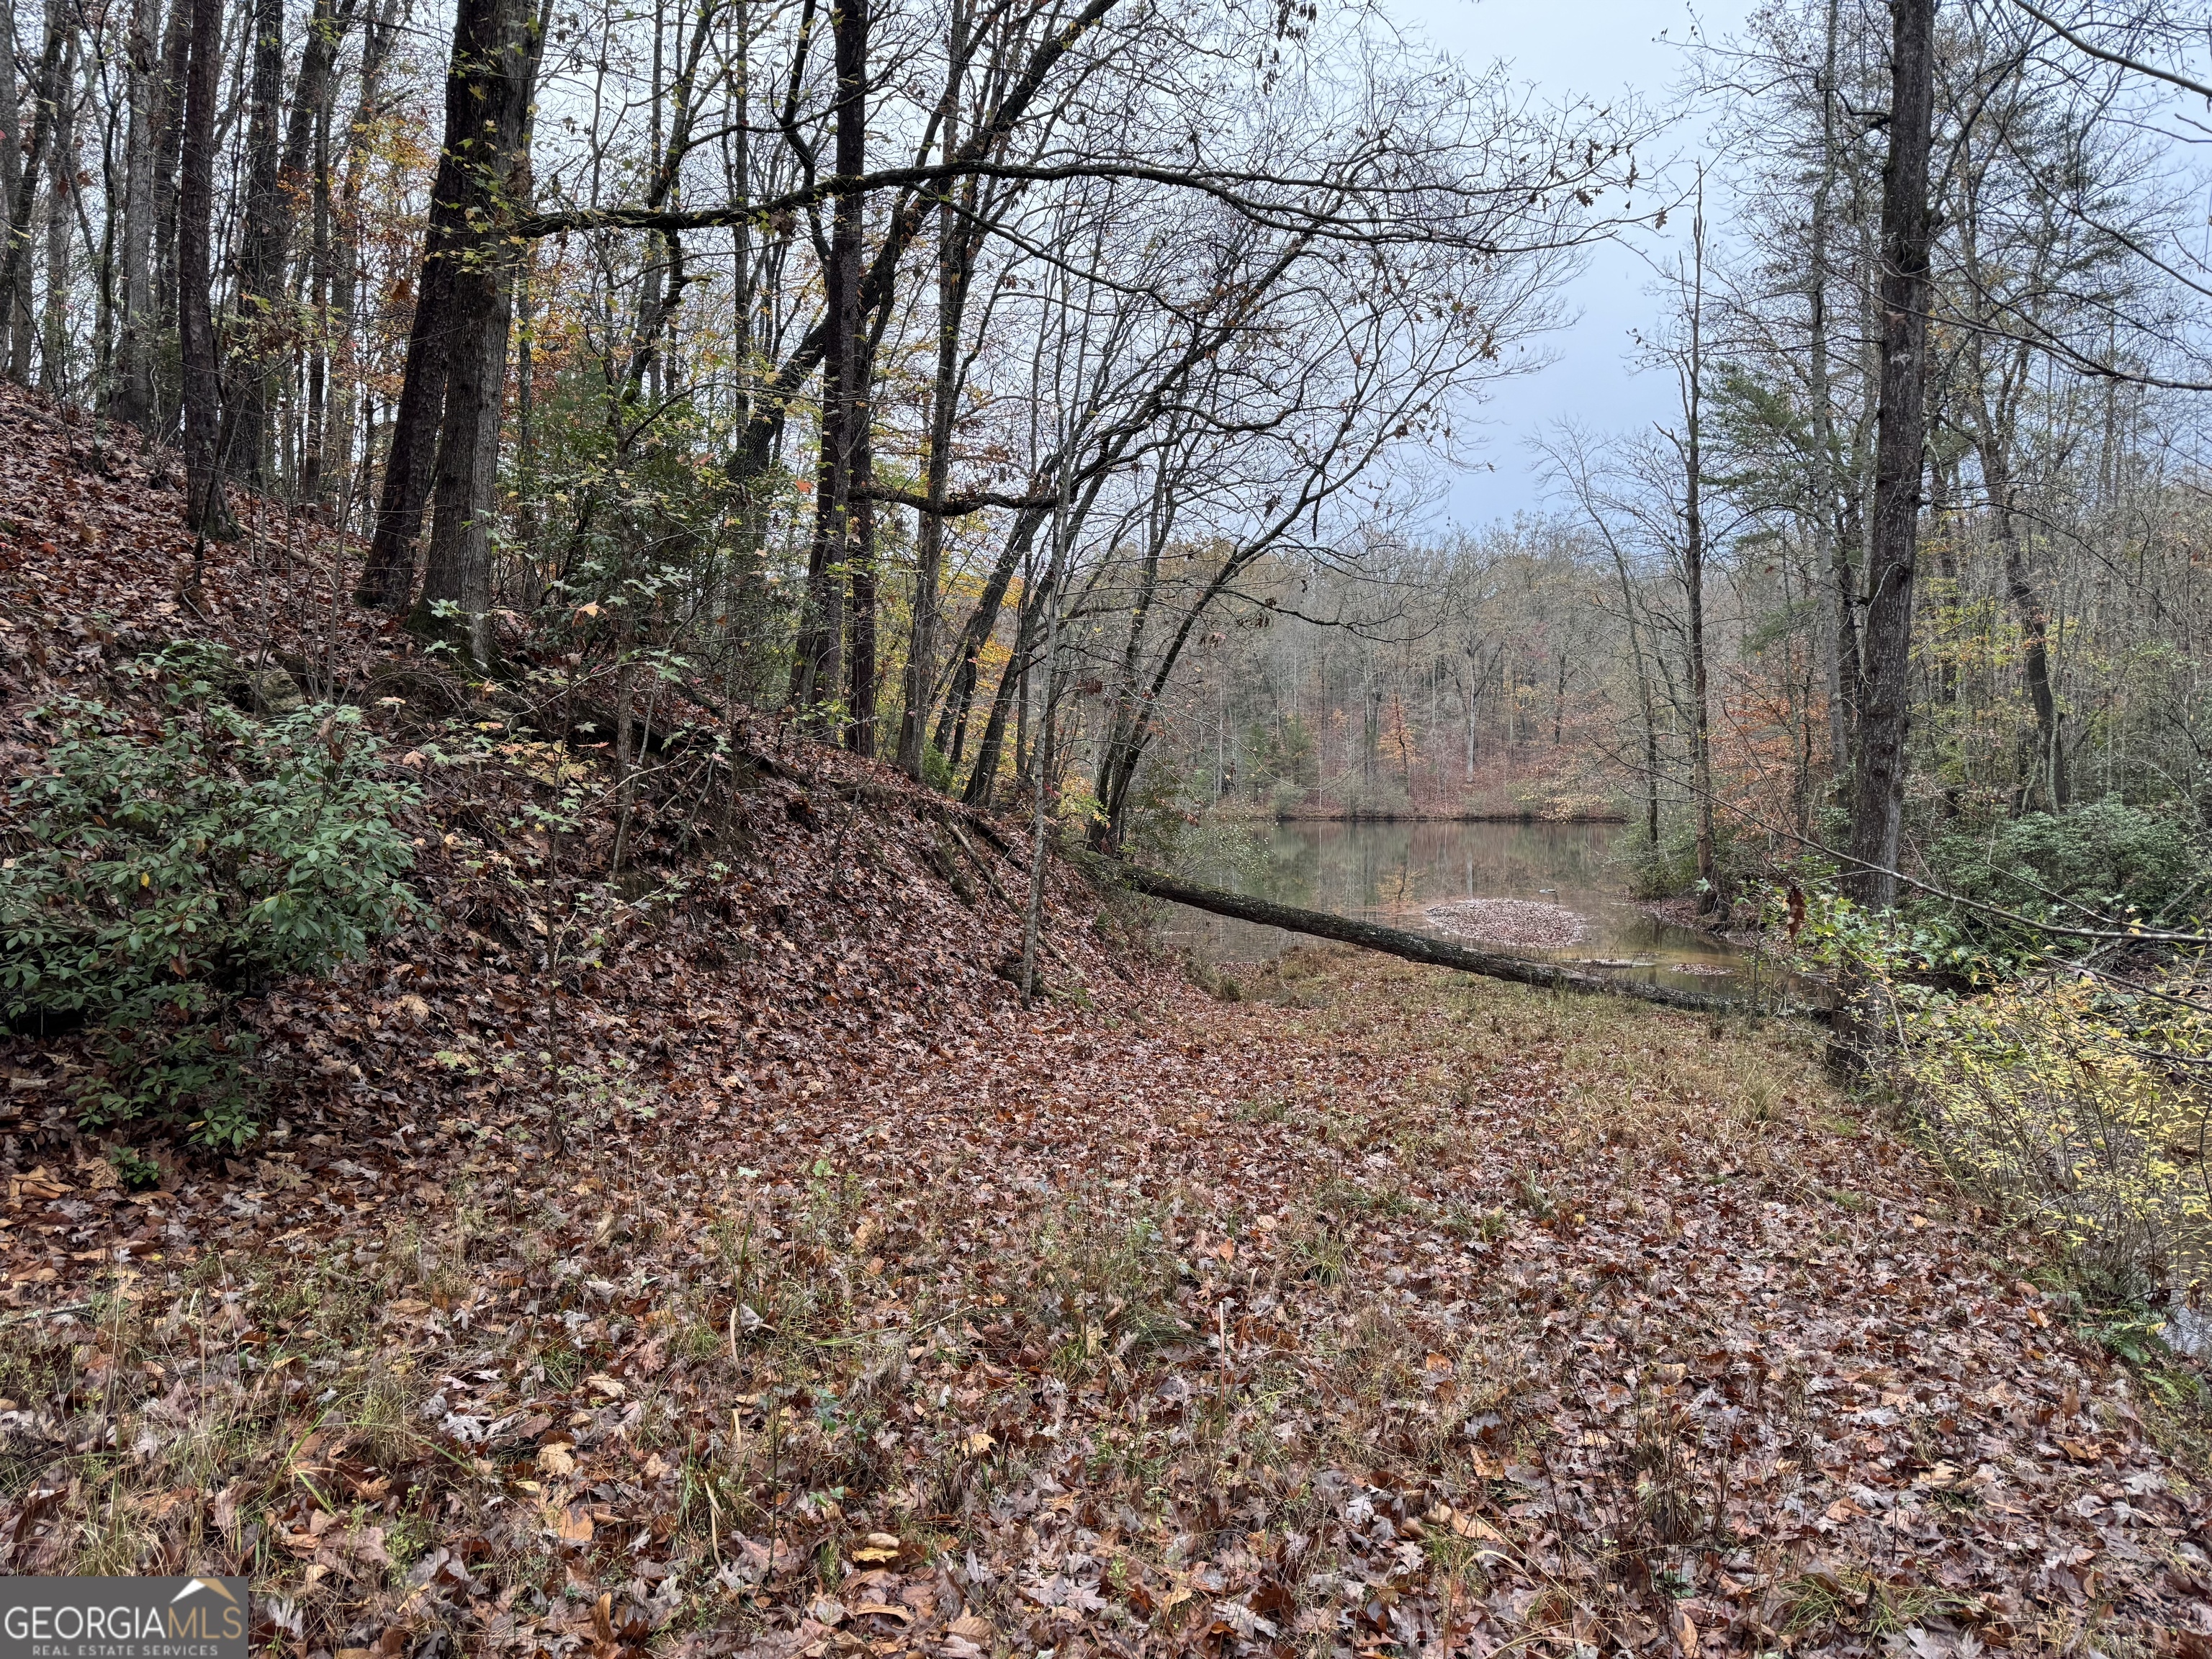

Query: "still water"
left=1158, top=817, right=1754, bottom=1000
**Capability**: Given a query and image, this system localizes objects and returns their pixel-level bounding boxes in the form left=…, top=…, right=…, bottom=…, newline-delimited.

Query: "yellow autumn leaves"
left=1903, top=972, right=2212, bottom=1280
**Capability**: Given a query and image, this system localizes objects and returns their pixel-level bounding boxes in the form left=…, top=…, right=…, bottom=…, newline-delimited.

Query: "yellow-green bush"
left=1902, top=973, right=2212, bottom=1294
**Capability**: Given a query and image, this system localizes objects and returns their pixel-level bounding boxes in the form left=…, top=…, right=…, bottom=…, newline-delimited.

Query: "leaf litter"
left=0, top=377, right=2208, bottom=1655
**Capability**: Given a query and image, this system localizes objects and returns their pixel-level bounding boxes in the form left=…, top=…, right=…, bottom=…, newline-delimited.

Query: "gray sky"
left=1377, top=0, right=1754, bottom=523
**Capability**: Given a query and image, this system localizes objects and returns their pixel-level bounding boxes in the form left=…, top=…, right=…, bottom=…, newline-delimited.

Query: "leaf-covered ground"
left=3, top=382, right=2211, bottom=1657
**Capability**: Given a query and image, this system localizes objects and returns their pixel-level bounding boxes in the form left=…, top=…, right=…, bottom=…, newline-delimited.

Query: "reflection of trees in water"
left=1180, top=817, right=1745, bottom=986
left=1295, top=820, right=1620, bottom=912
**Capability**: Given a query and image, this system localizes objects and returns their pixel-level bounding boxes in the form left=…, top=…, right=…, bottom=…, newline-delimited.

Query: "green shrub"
left=0, top=671, right=420, bottom=1146
left=1927, top=798, right=2206, bottom=934
left=922, top=741, right=956, bottom=795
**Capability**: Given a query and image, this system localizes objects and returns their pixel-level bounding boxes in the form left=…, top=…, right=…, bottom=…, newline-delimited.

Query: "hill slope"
left=1, top=383, right=2208, bottom=1658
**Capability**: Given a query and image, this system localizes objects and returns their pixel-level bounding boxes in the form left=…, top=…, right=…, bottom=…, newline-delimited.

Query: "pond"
left=1157, top=817, right=1761, bottom=1001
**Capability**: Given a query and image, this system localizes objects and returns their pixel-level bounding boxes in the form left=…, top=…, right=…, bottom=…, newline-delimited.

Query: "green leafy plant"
left=105, top=1145, right=163, bottom=1190
left=0, top=667, right=420, bottom=1146
left=1928, top=799, right=2204, bottom=934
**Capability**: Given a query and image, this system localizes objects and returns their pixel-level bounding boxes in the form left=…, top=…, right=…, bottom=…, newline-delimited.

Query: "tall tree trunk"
left=0, top=0, right=19, bottom=380
left=1606, top=550, right=1661, bottom=848
left=38, top=20, right=74, bottom=395
left=233, top=0, right=284, bottom=484
left=413, top=0, right=542, bottom=657
left=356, top=0, right=512, bottom=608
left=177, top=0, right=225, bottom=532
left=112, top=0, right=161, bottom=430
left=790, top=0, right=867, bottom=721
left=1096, top=453, right=1182, bottom=847
left=845, top=334, right=878, bottom=752
left=420, top=268, right=513, bottom=661
left=1807, top=0, right=1858, bottom=783
left=282, top=0, right=354, bottom=504
left=895, top=4, right=972, bottom=781
left=326, top=0, right=400, bottom=529
left=1845, top=0, right=1937, bottom=910
left=894, top=55, right=973, bottom=778
left=1976, top=428, right=2064, bottom=811
left=1685, top=183, right=1719, bottom=914
left=935, top=504, right=1049, bottom=763
left=963, top=570, right=1051, bottom=809
left=1, top=7, right=66, bottom=385
left=150, top=0, right=189, bottom=427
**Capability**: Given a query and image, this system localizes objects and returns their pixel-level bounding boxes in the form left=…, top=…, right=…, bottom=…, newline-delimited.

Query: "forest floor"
left=9, top=941, right=2212, bottom=1659
left=3, top=381, right=2211, bottom=1658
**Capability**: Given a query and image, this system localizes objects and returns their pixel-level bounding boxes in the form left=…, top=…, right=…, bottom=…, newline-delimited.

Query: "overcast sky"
left=1376, top=0, right=1755, bottom=525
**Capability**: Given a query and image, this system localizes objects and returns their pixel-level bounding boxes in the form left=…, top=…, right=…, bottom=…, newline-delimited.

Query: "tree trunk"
left=420, top=266, right=513, bottom=661
left=413, top=0, right=542, bottom=657
left=845, top=341, right=878, bottom=753
left=1604, top=544, right=1660, bottom=848
left=233, top=0, right=284, bottom=484
left=0, top=0, right=19, bottom=381
left=1807, top=0, right=1858, bottom=783
left=1977, top=430, right=2064, bottom=811
left=177, top=0, right=225, bottom=533
left=112, top=0, right=160, bottom=431
left=149, top=0, right=189, bottom=426
left=1684, top=186, right=1718, bottom=914
left=935, top=504, right=1049, bottom=763
left=963, top=567, right=1051, bottom=808
left=274, top=0, right=352, bottom=500
left=896, top=38, right=975, bottom=781
left=1844, top=0, right=1937, bottom=911
left=1, top=7, right=66, bottom=385
left=1084, top=858, right=1783, bottom=1018
left=326, top=0, right=400, bottom=529
left=356, top=0, right=514, bottom=608
left=791, top=0, right=868, bottom=722
left=37, top=19, right=74, bottom=396
left=1094, top=461, right=1171, bottom=849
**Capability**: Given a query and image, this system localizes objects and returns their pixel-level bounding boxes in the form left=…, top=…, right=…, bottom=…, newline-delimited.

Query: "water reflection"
left=1158, top=818, right=1751, bottom=999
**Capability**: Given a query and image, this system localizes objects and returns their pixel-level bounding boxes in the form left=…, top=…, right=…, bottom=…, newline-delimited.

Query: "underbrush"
left=0, top=645, right=418, bottom=1146
left=1924, top=798, right=2206, bottom=954
left=1899, top=970, right=2212, bottom=1303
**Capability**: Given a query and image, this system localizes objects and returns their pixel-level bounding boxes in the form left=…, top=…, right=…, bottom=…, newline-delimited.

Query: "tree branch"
left=2009, top=0, right=2212, bottom=102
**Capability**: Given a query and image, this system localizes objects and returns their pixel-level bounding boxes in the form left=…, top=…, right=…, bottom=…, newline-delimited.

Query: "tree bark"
left=1844, top=0, right=1937, bottom=911
left=1094, top=457, right=1173, bottom=847
left=149, top=0, right=189, bottom=425
left=1977, top=429, right=2064, bottom=811
left=0, top=0, right=19, bottom=381
left=413, top=0, right=543, bottom=658
left=845, top=334, right=878, bottom=752
left=356, top=0, right=517, bottom=607
left=232, top=0, right=284, bottom=483
left=895, top=4, right=976, bottom=780
left=791, top=0, right=868, bottom=723
left=111, top=0, right=161, bottom=431
left=325, top=0, right=400, bottom=527
left=271, top=0, right=353, bottom=500
left=1807, top=0, right=1858, bottom=784
left=963, top=562, right=1052, bottom=807
left=1683, top=186, right=1718, bottom=914
left=176, top=0, right=225, bottom=533
left=0, top=6, right=66, bottom=385
left=37, top=18, right=74, bottom=396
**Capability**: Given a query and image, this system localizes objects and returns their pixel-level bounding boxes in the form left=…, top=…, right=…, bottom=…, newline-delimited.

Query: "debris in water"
left=1423, top=897, right=1590, bottom=950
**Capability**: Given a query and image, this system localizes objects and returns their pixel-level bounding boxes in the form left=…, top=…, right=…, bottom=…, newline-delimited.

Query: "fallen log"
left=1079, top=855, right=1828, bottom=1021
